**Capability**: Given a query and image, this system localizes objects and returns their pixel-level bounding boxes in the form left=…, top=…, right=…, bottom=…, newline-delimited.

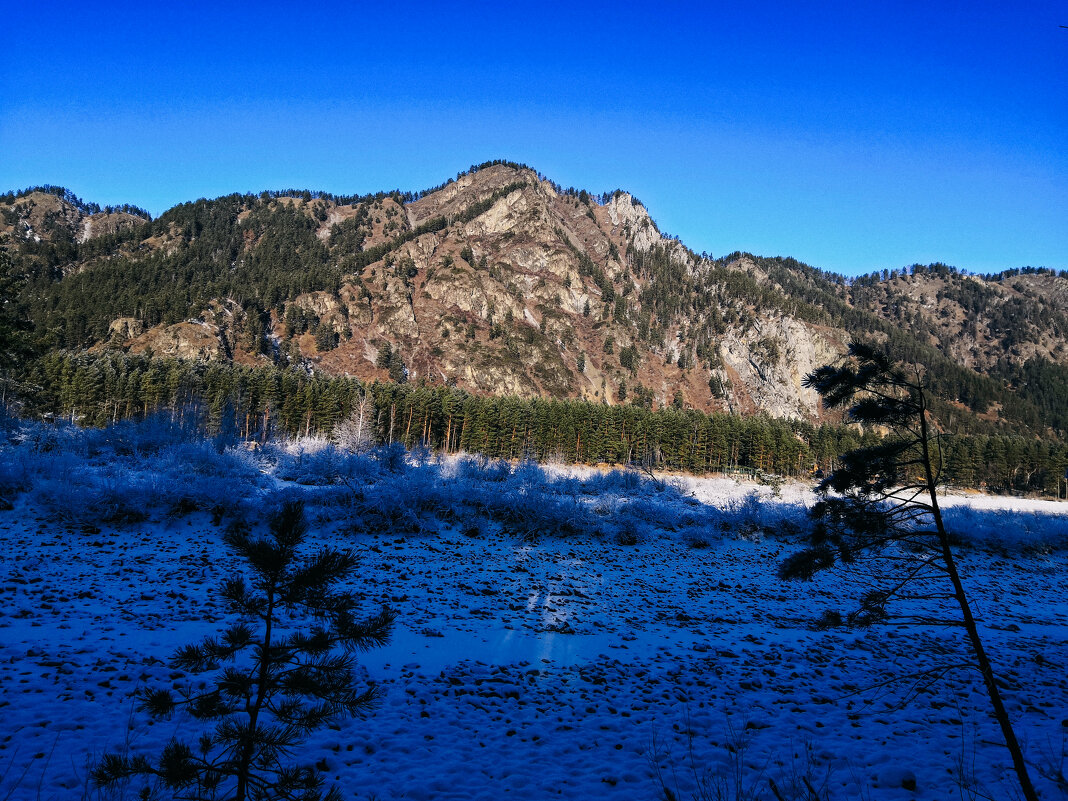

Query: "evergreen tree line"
left=0, top=185, right=151, bottom=219
left=20, top=352, right=1068, bottom=495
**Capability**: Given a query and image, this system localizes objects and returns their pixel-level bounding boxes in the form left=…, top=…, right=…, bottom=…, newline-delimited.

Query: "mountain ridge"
left=4, top=162, right=1067, bottom=436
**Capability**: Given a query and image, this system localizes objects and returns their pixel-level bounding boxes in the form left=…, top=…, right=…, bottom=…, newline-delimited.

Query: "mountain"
left=3, top=164, right=1067, bottom=436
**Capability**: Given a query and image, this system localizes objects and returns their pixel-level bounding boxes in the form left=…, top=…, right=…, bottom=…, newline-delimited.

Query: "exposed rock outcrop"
left=126, top=322, right=228, bottom=361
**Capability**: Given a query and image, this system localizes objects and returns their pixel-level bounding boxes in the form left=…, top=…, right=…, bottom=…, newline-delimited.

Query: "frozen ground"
left=0, top=427, right=1066, bottom=800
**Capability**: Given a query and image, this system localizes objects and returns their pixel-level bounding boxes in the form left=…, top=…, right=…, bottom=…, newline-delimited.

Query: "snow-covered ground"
left=1, top=425, right=1066, bottom=800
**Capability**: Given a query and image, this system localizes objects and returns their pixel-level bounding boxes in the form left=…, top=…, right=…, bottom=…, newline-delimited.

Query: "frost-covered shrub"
left=596, top=467, right=644, bottom=495
left=591, top=496, right=617, bottom=518
left=0, top=402, right=26, bottom=444
left=724, top=491, right=765, bottom=536
left=720, top=491, right=810, bottom=540
left=375, top=443, right=409, bottom=474
left=34, top=471, right=153, bottom=527
left=84, top=413, right=197, bottom=457
left=628, top=497, right=700, bottom=530
left=453, top=454, right=511, bottom=483
left=408, top=442, right=435, bottom=467
left=613, top=520, right=641, bottom=546
left=165, top=471, right=263, bottom=520
left=762, top=502, right=810, bottom=539
left=116, top=439, right=265, bottom=519
left=266, top=438, right=343, bottom=485
left=0, top=440, right=89, bottom=501
left=942, top=506, right=1068, bottom=552
left=348, top=485, right=425, bottom=535
left=283, top=447, right=347, bottom=485
left=333, top=406, right=374, bottom=452
left=336, top=450, right=386, bottom=483
left=21, top=421, right=87, bottom=456
left=9, top=417, right=266, bottom=525
left=480, top=488, right=592, bottom=542
left=570, top=467, right=661, bottom=498
left=512, top=458, right=549, bottom=490
left=272, top=446, right=385, bottom=494
left=618, top=492, right=732, bottom=545
left=341, top=461, right=449, bottom=534
left=396, top=468, right=457, bottom=517
left=0, top=449, right=36, bottom=495
left=683, top=529, right=713, bottom=548
left=159, top=441, right=259, bottom=479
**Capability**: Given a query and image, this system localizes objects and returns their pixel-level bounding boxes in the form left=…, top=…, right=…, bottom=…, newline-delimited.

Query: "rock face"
left=1, top=190, right=148, bottom=247
left=605, top=192, right=662, bottom=255
left=5, top=164, right=1068, bottom=427
left=718, top=318, right=843, bottom=418
left=108, top=318, right=143, bottom=341
left=77, top=211, right=145, bottom=243
left=126, top=322, right=227, bottom=361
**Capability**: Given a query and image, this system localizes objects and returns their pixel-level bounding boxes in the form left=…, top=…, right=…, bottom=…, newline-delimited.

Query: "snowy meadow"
left=1, top=417, right=1066, bottom=800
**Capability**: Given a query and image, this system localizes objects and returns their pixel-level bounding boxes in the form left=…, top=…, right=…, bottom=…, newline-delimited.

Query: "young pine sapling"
left=94, top=499, right=394, bottom=801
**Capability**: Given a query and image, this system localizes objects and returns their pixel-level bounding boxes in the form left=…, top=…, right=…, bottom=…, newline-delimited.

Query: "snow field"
left=0, top=424, right=1066, bottom=799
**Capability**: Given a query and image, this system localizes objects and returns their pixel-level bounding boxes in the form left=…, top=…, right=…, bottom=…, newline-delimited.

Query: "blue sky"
left=2, top=1, right=1065, bottom=275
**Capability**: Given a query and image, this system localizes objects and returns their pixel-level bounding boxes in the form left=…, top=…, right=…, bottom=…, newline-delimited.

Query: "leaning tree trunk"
left=918, top=397, right=1039, bottom=801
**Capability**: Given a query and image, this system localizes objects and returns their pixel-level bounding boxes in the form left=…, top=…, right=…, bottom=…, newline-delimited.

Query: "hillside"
left=3, top=165, right=1067, bottom=436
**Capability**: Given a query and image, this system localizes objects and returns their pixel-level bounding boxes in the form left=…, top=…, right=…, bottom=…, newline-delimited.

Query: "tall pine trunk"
left=919, top=396, right=1038, bottom=801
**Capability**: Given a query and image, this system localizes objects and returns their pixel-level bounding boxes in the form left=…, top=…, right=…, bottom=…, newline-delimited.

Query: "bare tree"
left=334, top=391, right=375, bottom=452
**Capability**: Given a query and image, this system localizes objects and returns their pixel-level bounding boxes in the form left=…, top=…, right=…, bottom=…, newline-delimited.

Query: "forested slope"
left=3, top=162, right=1068, bottom=448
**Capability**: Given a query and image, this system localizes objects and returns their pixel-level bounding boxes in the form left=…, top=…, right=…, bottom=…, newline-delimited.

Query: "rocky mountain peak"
left=4, top=166, right=1067, bottom=435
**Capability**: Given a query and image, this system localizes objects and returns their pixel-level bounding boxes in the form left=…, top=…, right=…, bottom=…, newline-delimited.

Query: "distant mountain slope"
left=3, top=163, right=1067, bottom=436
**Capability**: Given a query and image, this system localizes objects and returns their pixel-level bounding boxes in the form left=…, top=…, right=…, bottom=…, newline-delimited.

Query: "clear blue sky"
left=2, top=1, right=1065, bottom=275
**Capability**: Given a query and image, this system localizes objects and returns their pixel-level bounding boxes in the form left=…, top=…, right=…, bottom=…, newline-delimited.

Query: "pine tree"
left=0, top=238, right=34, bottom=409
left=93, top=500, right=394, bottom=801
left=375, top=342, right=393, bottom=369
left=780, top=341, right=1038, bottom=801
left=388, top=349, right=406, bottom=383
